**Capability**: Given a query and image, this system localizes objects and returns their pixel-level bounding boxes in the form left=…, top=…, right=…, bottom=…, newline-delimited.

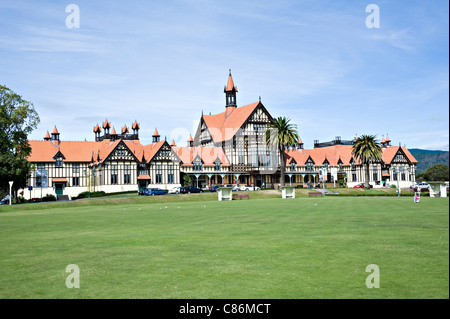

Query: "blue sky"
left=1, top=0, right=448, bottom=150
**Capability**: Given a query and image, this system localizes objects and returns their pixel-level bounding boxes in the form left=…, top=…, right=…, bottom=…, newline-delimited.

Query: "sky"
left=1, top=0, right=448, bottom=150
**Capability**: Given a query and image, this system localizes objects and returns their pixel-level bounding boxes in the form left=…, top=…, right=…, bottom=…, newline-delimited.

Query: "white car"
left=239, top=185, right=261, bottom=191
left=168, top=187, right=181, bottom=194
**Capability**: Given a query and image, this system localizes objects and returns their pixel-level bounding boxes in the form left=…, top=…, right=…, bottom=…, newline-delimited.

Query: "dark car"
left=208, top=185, right=223, bottom=192
left=138, top=188, right=148, bottom=196
left=143, top=188, right=168, bottom=196
left=353, top=183, right=373, bottom=188
left=180, top=186, right=203, bottom=194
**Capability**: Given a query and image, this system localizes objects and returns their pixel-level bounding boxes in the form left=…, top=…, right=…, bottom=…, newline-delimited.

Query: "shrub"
left=390, top=184, right=397, bottom=188
left=42, top=194, right=56, bottom=202
left=74, top=191, right=106, bottom=199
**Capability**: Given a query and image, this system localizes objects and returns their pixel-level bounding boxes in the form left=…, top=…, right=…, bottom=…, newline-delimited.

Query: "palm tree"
left=265, top=117, right=299, bottom=187
left=352, top=135, right=382, bottom=189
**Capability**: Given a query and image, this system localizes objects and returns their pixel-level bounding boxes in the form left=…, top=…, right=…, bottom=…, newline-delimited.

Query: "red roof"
left=285, top=144, right=417, bottom=166
left=102, top=119, right=111, bottom=129
left=382, top=146, right=417, bottom=164
left=52, top=126, right=59, bottom=134
left=153, top=129, right=160, bottom=136
left=202, top=101, right=260, bottom=143
left=225, top=71, right=237, bottom=92
left=44, top=131, right=51, bottom=139
left=122, top=125, right=129, bottom=134
left=172, top=146, right=230, bottom=166
left=132, top=120, right=140, bottom=130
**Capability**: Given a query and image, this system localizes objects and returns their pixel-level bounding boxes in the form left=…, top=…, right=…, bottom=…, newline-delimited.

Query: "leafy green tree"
left=0, top=85, right=40, bottom=198
left=417, top=164, right=449, bottom=181
left=183, top=174, right=191, bottom=186
left=264, top=116, right=299, bottom=187
left=352, top=135, right=382, bottom=189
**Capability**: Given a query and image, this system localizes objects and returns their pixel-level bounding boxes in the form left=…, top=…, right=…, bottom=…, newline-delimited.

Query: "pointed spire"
left=52, top=126, right=59, bottom=134
left=110, top=127, right=117, bottom=135
left=102, top=119, right=111, bottom=129
left=225, top=69, right=237, bottom=92
left=44, top=131, right=51, bottom=141
left=171, top=139, right=176, bottom=146
left=152, top=128, right=160, bottom=143
left=132, top=120, right=140, bottom=130
left=122, top=124, right=129, bottom=134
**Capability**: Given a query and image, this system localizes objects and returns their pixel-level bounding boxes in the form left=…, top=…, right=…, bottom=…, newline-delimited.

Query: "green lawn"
left=0, top=195, right=448, bottom=298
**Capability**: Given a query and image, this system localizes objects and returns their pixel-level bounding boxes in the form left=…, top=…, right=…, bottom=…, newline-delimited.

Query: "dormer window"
left=193, top=161, right=202, bottom=171
left=214, top=160, right=221, bottom=171
left=306, top=162, right=314, bottom=171
left=290, top=162, right=296, bottom=171
left=55, top=157, right=63, bottom=167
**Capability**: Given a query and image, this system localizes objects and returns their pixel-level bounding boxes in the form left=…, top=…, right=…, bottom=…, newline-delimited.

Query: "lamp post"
left=9, top=181, right=13, bottom=206
left=392, top=166, right=403, bottom=197
left=84, top=169, right=91, bottom=199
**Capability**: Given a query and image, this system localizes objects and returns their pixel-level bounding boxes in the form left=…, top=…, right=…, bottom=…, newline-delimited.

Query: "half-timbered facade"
left=23, top=71, right=419, bottom=199
left=284, top=136, right=417, bottom=188
left=193, top=71, right=279, bottom=187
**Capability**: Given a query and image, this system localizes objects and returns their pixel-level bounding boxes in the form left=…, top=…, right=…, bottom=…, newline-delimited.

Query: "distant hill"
left=409, top=149, right=449, bottom=174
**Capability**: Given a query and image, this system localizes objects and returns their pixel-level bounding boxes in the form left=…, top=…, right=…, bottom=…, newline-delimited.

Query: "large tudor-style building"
left=24, top=71, right=417, bottom=199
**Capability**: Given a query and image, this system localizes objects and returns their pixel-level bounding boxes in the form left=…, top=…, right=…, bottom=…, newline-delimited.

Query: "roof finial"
left=259, top=96, right=261, bottom=102
left=229, top=69, right=231, bottom=75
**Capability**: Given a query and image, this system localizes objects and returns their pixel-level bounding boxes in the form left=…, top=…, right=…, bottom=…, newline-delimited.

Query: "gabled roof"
left=172, top=146, right=231, bottom=167
left=382, top=146, right=417, bottom=164
left=285, top=144, right=417, bottom=166
left=201, top=101, right=260, bottom=143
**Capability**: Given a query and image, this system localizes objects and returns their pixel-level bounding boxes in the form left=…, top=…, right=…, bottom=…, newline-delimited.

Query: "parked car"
left=0, top=195, right=10, bottom=205
left=411, top=183, right=430, bottom=192
left=143, top=188, right=168, bottom=196
left=208, top=185, right=223, bottom=192
left=138, top=188, right=148, bottom=196
left=168, top=187, right=181, bottom=194
left=353, top=183, right=373, bottom=189
left=179, top=186, right=203, bottom=194
left=239, top=185, right=261, bottom=191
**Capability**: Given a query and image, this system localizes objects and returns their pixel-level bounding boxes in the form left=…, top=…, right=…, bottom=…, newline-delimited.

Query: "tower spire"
left=224, top=69, right=237, bottom=109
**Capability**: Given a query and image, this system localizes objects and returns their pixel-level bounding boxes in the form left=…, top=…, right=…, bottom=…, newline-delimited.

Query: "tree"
left=264, top=116, right=299, bottom=187
left=351, top=135, right=382, bottom=189
left=0, top=85, right=40, bottom=198
left=417, top=164, right=449, bottom=181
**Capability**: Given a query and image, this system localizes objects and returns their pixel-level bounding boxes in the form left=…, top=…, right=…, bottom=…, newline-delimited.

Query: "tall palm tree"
left=265, top=117, right=299, bottom=187
left=352, top=135, right=382, bottom=189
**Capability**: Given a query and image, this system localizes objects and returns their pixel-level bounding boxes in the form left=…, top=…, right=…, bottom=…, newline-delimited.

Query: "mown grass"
left=0, top=195, right=448, bottom=299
